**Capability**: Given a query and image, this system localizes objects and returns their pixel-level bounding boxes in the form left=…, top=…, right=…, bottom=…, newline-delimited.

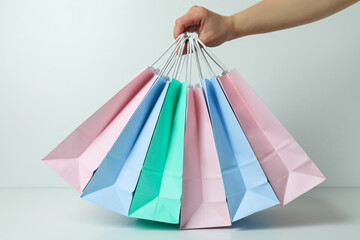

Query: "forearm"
left=229, top=0, right=359, bottom=39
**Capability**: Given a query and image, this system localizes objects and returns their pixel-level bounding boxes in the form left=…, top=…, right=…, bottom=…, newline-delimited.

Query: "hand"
left=173, top=6, right=234, bottom=47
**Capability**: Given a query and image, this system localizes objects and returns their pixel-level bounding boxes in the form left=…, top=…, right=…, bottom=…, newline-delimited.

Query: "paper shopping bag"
left=42, top=67, right=157, bottom=191
left=180, top=85, right=231, bottom=229
left=128, top=79, right=187, bottom=224
left=202, top=77, right=279, bottom=222
left=80, top=78, right=169, bottom=215
left=218, top=69, right=326, bottom=205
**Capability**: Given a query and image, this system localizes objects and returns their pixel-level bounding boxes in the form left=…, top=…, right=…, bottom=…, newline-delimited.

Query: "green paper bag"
left=128, top=79, right=187, bottom=224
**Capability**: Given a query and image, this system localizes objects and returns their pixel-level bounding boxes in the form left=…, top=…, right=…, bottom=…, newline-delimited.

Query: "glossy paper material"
left=218, top=69, right=326, bottom=205
left=202, top=77, right=279, bottom=222
left=80, top=78, right=169, bottom=215
left=128, top=79, right=187, bottom=224
left=180, top=86, right=231, bottom=229
left=42, top=67, right=157, bottom=191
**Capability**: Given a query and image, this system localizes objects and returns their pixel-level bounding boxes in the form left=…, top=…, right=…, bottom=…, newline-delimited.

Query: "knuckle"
left=175, top=18, right=182, bottom=25
left=197, top=6, right=207, bottom=15
left=190, top=5, right=204, bottom=13
left=189, top=5, right=207, bottom=17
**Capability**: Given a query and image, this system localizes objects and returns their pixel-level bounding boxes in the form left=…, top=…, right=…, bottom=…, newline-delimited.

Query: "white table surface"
left=1, top=188, right=359, bottom=240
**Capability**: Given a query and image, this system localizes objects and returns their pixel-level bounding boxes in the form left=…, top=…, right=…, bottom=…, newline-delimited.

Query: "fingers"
left=173, top=6, right=207, bottom=39
left=184, top=24, right=199, bottom=34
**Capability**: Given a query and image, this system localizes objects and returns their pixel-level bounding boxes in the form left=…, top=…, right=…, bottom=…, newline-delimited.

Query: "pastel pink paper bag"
left=218, top=69, right=325, bottom=205
left=42, top=67, right=157, bottom=191
left=180, top=86, right=231, bottom=229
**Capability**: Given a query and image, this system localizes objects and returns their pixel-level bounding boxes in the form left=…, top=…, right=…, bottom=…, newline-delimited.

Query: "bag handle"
left=174, top=38, right=189, bottom=80
left=185, top=37, right=192, bottom=84
left=172, top=38, right=187, bottom=79
left=193, top=37, right=216, bottom=78
left=158, top=35, right=188, bottom=78
left=196, top=38, right=228, bottom=74
left=150, top=33, right=186, bottom=69
left=191, top=36, right=203, bottom=81
left=162, top=36, right=188, bottom=78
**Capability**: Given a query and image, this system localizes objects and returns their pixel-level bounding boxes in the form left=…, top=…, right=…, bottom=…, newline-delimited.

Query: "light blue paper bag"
left=202, top=76, right=279, bottom=222
left=81, top=77, right=169, bottom=215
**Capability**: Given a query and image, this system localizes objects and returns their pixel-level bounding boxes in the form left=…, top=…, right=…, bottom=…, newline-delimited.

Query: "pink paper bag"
left=180, top=86, right=231, bottom=229
left=219, top=69, right=326, bottom=205
left=42, top=67, right=157, bottom=192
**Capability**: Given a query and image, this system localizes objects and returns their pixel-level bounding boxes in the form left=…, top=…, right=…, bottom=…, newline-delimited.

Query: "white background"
left=0, top=0, right=359, bottom=189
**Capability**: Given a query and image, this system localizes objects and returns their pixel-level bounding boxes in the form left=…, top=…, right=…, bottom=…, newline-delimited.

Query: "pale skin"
left=173, top=0, right=360, bottom=47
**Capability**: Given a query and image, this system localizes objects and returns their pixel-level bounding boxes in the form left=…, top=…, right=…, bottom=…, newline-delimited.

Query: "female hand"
left=173, top=6, right=234, bottom=47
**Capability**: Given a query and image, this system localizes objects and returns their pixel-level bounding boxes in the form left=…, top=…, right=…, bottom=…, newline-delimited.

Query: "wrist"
left=225, top=15, right=236, bottom=42
left=227, top=12, right=248, bottom=40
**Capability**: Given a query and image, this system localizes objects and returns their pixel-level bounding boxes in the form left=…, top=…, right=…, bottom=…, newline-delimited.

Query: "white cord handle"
left=196, top=38, right=228, bottom=73
left=150, top=33, right=186, bottom=68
